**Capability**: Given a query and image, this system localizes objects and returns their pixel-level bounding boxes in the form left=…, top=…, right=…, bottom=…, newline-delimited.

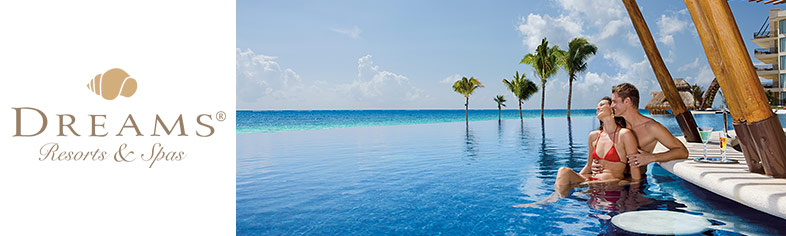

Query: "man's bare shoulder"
left=641, top=117, right=669, bottom=132
left=630, top=116, right=662, bottom=131
left=640, top=116, right=682, bottom=143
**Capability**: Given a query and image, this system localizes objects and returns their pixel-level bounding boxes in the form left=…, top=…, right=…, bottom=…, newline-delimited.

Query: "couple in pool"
left=516, top=83, right=689, bottom=207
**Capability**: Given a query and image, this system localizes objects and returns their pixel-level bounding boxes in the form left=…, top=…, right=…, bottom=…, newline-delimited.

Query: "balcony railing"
left=754, top=64, right=777, bottom=71
left=754, top=31, right=773, bottom=39
left=755, top=48, right=778, bottom=54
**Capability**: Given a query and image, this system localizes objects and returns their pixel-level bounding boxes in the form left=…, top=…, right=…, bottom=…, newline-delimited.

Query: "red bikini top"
left=592, top=127, right=621, bottom=163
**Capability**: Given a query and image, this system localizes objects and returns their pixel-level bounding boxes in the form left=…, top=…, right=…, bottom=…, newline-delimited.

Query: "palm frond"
left=564, top=37, right=597, bottom=80
left=502, top=71, right=538, bottom=102
left=452, top=76, right=483, bottom=97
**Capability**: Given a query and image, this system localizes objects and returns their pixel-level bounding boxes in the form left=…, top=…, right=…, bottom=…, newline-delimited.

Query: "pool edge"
left=655, top=130, right=786, bottom=220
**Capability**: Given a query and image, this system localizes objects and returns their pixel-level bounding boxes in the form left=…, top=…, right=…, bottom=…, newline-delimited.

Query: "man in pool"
left=514, top=97, right=641, bottom=208
left=593, top=83, right=689, bottom=176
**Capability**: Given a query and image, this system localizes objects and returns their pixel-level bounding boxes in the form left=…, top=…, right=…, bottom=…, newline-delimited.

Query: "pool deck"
left=655, top=130, right=786, bottom=220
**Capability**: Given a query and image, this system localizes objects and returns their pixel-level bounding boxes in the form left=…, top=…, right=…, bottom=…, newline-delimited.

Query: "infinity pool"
left=237, top=116, right=786, bottom=235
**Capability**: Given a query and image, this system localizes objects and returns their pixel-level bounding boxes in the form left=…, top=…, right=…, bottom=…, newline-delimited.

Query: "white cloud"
left=515, top=1, right=636, bottom=69
left=683, top=65, right=715, bottom=87
left=439, top=74, right=462, bottom=84
left=517, top=13, right=583, bottom=51
left=236, top=48, right=304, bottom=108
left=656, top=13, right=688, bottom=47
left=665, top=50, right=676, bottom=63
left=625, top=32, right=640, bottom=47
left=658, top=14, right=688, bottom=35
left=597, top=20, right=627, bottom=40
left=678, top=57, right=701, bottom=72
left=659, top=35, right=675, bottom=47
left=695, top=66, right=715, bottom=86
left=602, top=49, right=634, bottom=68
left=339, top=55, right=425, bottom=104
left=236, top=49, right=425, bottom=109
left=555, top=0, right=628, bottom=42
left=555, top=0, right=625, bottom=27
left=331, top=26, right=361, bottom=39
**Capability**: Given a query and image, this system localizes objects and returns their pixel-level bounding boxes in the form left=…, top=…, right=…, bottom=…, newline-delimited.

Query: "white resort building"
left=753, top=8, right=786, bottom=106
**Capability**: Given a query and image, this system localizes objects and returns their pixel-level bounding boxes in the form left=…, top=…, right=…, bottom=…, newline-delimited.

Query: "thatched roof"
left=674, top=78, right=691, bottom=91
left=644, top=79, right=699, bottom=114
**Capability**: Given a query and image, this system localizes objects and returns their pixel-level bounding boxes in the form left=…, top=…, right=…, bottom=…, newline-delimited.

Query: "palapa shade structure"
left=644, top=78, right=699, bottom=114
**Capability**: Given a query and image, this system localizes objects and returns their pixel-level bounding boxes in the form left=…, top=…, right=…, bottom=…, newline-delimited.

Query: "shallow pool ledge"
left=654, top=130, right=786, bottom=220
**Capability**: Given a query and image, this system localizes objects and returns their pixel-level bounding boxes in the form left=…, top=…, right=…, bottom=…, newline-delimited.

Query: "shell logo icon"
left=87, top=68, right=137, bottom=100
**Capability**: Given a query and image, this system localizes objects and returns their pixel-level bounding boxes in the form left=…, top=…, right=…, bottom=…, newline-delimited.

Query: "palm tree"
left=765, top=89, right=776, bottom=105
left=521, top=37, right=565, bottom=119
left=494, top=95, right=506, bottom=121
left=563, top=38, right=597, bottom=117
left=691, top=84, right=705, bottom=108
left=452, top=76, right=484, bottom=123
left=503, top=71, right=539, bottom=120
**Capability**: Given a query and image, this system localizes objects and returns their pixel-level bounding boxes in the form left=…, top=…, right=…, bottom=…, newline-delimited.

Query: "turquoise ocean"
left=237, top=109, right=633, bottom=134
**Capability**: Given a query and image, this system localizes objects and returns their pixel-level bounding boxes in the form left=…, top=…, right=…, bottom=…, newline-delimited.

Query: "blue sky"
left=237, top=0, right=774, bottom=110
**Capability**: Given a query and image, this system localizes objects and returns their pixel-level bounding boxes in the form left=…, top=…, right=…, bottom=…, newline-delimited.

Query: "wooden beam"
left=699, top=0, right=772, bottom=123
left=697, top=0, right=786, bottom=177
left=621, top=0, right=702, bottom=142
left=683, top=0, right=745, bottom=122
left=685, top=0, right=764, bottom=174
left=764, top=0, right=778, bottom=3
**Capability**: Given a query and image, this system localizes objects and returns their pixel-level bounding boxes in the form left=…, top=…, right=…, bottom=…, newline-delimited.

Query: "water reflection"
left=582, top=182, right=655, bottom=214
left=497, top=120, right=503, bottom=144
left=566, top=179, right=692, bottom=235
left=566, top=117, right=579, bottom=169
left=464, top=126, right=478, bottom=160
left=518, top=120, right=531, bottom=154
left=538, top=118, right=557, bottom=181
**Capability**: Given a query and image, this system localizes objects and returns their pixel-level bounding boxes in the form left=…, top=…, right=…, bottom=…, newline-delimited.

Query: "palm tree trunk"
left=465, top=96, right=469, bottom=123
left=518, top=100, right=523, bottom=120
left=567, top=75, right=573, bottom=118
left=541, top=81, right=546, bottom=119
left=498, top=105, right=501, bottom=121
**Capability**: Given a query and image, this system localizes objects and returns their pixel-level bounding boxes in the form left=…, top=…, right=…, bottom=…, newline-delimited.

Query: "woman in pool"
left=514, top=97, right=641, bottom=208
left=553, top=97, right=641, bottom=196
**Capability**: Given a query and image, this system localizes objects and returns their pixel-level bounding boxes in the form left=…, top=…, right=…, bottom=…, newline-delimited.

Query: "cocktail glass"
left=697, top=127, right=713, bottom=160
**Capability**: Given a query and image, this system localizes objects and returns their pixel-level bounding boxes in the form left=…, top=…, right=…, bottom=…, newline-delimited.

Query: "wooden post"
left=698, top=0, right=772, bottom=121
left=621, top=0, right=702, bottom=143
left=684, top=0, right=765, bottom=174
left=684, top=0, right=745, bottom=121
left=692, top=0, right=786, bottom=177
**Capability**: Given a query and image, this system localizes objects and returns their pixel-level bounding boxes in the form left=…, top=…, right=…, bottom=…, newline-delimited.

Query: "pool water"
left=237, top=115, right=786, bottom=235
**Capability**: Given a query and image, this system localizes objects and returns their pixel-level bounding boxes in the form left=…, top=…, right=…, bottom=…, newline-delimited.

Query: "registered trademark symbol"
left=216, top=111, right=226, bottom=122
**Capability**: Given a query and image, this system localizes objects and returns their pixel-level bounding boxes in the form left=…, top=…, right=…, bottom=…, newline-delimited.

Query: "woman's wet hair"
left=598, top=96, right=626, bottom=130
